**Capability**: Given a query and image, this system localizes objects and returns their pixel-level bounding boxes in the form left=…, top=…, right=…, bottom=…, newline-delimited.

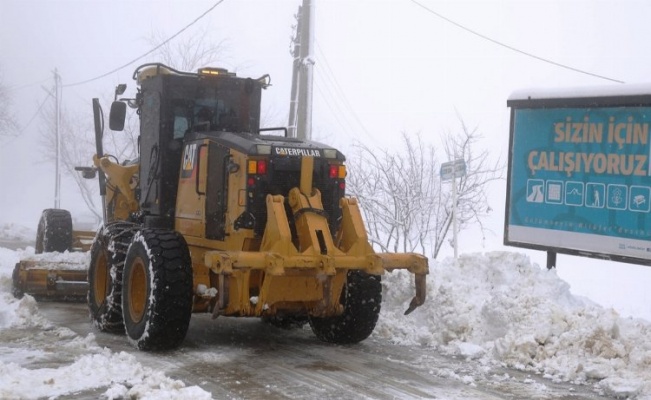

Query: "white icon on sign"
left=547, top=183, right=562, bottom=202
left=630, top=186, right=650, bottom=212
left=527, top=185, right=544, bottom=202
left=592, top=188, right=601, bottom=207
left=611, top=188, right=624, bottom=207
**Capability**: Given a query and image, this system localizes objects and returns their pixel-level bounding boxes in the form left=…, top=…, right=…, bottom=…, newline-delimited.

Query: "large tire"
left=309, top=271, right=382, bottom=344
left=122, top=229, right=193, bottom=351
left=12, top=264, right=24, bottom=299
left=87, top=222, right=139, bottom=333
left=35, top=209, right=72, bottom=254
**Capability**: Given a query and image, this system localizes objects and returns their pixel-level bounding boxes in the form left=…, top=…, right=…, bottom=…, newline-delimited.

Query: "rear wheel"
left=87, top=222, right=138, bottom=333
left=309, top=271, right=382, bottom=344
left=122, top=229, right=193, bottom=351
left=35, top=209, right=72, bottom=253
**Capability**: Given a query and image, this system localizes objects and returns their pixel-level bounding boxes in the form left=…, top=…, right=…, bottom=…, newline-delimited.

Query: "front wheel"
left=309, top=271, right=382, bottom=344
left=122, top=229, right=193, bottom=351
left=87, top=222, right=138, bottom=333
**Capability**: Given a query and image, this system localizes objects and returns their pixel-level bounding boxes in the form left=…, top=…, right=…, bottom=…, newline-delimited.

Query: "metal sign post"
left=440, top=159, right=466, bottom=258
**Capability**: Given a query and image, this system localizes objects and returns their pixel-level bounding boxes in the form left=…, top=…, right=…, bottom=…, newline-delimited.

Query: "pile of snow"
left=0, top=347, right=212, bottom=400
left=0, top=222, right=34, bottom=242
left=19, top=247, right=90, bottom=270
left=0, top=246, right=212, bottom=399
left=376, top=251, right=651, bottom=398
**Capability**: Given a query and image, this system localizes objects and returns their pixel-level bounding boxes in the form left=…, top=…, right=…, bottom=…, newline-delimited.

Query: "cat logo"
left=182, top=144, right=197, bottom=176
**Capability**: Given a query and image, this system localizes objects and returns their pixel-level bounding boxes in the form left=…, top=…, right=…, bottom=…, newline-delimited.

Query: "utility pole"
left=440, top=159, right=466, bottom=259
left=288, top=0, right=315, bottom=139
left=54, top=69, right=61, bottom=209
left=41, top=69, right=62, bottom=209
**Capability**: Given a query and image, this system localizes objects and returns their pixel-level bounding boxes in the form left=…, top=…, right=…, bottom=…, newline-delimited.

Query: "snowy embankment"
left=376, top=251, right=651, bottom=399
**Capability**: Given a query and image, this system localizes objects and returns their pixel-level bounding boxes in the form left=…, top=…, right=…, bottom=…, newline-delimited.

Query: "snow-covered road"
left=8, top=301, right=614, bottom=399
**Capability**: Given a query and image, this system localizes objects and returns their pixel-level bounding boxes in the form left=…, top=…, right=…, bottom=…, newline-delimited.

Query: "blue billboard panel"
left=506, top=104, right=651, bottom=263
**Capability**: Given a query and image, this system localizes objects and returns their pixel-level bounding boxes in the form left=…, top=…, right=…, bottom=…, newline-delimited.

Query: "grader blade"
left=12, top=257, right=88, bottom=301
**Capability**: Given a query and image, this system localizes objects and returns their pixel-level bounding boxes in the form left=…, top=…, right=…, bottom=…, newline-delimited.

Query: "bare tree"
left=0, top=74, right=19, bottom=138
left=38, top=30, right=227, bottom=221
left=39, top=98, right=138, bottom=223
left=440, top=118, right=503, bottom=255
left=347, top=133, right=437, bottom=255
left=347, top=121, right=503, bottom=259
left=146, top=27, right=229, bottom=71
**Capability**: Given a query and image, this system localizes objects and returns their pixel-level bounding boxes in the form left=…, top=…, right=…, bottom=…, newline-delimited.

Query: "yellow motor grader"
left=16, top=63, right=428, bottom=350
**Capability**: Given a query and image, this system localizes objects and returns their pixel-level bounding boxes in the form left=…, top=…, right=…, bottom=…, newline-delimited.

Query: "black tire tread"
left=123, top=229, right=193, bottom=351
left=87, top=222, right=139, bottom=333
left=309, top=271, right=382, bottom=344
left=35, top=209, right=73, bottom=254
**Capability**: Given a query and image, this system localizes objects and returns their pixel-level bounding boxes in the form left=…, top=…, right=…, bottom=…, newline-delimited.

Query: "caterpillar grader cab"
left=20, top=63, right=429, bottom=350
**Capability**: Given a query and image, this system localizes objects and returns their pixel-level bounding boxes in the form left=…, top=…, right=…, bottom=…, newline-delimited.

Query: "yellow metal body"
left=12, top=229, right=95, bottom=299
left=185, top=152, right=428, bottom=318
left=93, top=155, right=139, bottom=223
left=15, top=144, right=428, bottom=315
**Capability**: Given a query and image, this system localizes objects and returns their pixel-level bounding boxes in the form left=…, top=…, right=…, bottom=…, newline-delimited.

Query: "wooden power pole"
left=288, top=0, right=315, bottom=140
left=53, top=69, right=61, bottom=209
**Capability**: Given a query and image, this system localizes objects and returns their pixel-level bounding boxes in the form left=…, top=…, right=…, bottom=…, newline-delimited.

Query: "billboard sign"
left=505, top=87, right=651, bottom=265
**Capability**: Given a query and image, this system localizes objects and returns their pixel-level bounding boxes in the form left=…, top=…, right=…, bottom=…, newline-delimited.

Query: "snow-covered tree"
left=146, top=27, right=228, bottom=72
left=347, top=121, right=502, bottom=259
left=0, top=73, right=19, bottom=139
left=38, top=98, right=138, bottom=223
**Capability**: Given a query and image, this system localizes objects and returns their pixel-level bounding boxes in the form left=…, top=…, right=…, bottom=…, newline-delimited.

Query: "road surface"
left=8, top=301, right=614, bottom=400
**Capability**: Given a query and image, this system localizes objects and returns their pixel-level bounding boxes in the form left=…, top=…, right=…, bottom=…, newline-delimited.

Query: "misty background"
left=2, top=0, right=651, bottom=319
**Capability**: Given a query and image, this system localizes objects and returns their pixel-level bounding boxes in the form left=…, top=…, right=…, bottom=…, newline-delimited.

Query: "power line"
left=313, top=79, right=356, bottom=139
left=8, top=76, right=51, bottom=92
left=313, top=51, right=359, bottom=132
left=17, top=94, right=49, bottom=137
left=315, top=43, right=373, bottom=139
left=409, top=0, right=625, bottom=84
left=63, top=0, right=226, bottom=88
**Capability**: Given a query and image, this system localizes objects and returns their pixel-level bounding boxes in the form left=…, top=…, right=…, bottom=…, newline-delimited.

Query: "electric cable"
left=63, top=0, right=226, bottom=88
left=7, top=77, right=52, bottom=92
left=409, top=0, right=625, bottom=84
left=18, top=94, right=49, bottom=136
left=315, top=43, right=373, bottom=139
left=313, top=79, right=355, bottom=139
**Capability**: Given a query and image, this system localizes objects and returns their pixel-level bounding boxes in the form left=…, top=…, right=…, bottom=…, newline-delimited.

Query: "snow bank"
left=376, top=251, right=651, bottom=398
left=0, top=223, right=34, bottom=242
left=0, top=350, right=211, bottom=400
left=0, top=246, right=212, bottom=399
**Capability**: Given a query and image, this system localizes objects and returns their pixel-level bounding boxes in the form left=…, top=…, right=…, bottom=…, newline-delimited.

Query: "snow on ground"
left=0, top=245, right=212, bottom=400
left=376, top=252, right=651, bottom=399
left=1, top=223, right=651, bottom=398
left=0, top=223, right=34, bottom=242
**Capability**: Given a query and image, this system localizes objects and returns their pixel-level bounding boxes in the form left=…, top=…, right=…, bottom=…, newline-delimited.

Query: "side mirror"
left=109, top=101, right=127, bottom=131
left=114, top=84, right=127, bottom=101
left=74, top=166, right=97, bottom=179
